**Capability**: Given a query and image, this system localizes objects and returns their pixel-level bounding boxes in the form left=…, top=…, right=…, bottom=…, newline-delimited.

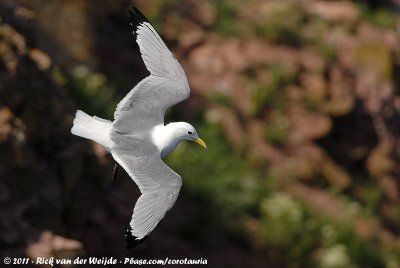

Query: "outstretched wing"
left=112, top=7, right=190, bottom=134
left=111, top=139, right=182, bottom=248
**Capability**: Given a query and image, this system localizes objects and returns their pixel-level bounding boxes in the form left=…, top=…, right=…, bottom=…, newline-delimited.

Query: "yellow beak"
left=193, top=138, right=207, bottom=149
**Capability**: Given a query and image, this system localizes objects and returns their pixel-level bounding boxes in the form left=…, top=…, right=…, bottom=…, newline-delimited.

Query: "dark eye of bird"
left=188, top=131, right=192, bottom=135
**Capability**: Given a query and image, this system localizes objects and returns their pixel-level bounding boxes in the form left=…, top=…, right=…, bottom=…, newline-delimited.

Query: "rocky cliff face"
left=0, top=5, right=129, bottom=259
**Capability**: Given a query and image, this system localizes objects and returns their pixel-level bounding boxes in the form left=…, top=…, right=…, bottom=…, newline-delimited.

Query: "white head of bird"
left=152, top=122, right=206, bottom=158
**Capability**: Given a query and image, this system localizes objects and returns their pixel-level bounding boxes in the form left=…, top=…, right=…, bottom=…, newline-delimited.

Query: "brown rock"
left=288, top=143, right=325, bottom=181
left=189, top=38, right=246, bottom=76
left=300, top=73, right=327, bottom=105
left=21, top=0, right=93, bottom=64
left=354, top=218, right=379, bottom=239
left=0, top=24, right=27, bottom=74
left=382, top=204, right=400, bottom=224
left=189, top=39, right=225, bottom=75
left=300, top=49, right=326, bottom=73
left=29, top=48, right=51, bottom=70
left=285, top=183, right=345, bottom=221
left=14, top=6, right=35, bottom=19
left=212, top=105, right=245, bottom=149
left=0, top=107, right=13, bottom=142
left=321, top=160, right=352, bottom=190
left=26, top=231, right=83, bottom=261
left=245, top=41, right=301, bottom=68
left=184, top=0, right=216, bottom=27
left=356, top=71, right=393, bottom=114
left=323, top=97, right=354, bottom=116
left=288, top=107, right=332, bottom=144
left=233, top=78, right=254, bottom=116
left=323, top=66, right=354, bottom=116
left=358, top=23, right=399, bottom=50
left=379, top=176, right=399, bottom=202
left=188, top=37, right=251, bottom=116
left=178, top=27, right=206, bottom=48
left=378, top=229, right=400, bottom=250
left=306, top=1, right=360, bottom=25
left=247, top=119, right=285, bottom=166
left=367, top=142, right=396, bottom=177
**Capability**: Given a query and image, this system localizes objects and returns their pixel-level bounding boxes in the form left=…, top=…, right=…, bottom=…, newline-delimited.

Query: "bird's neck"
left=152, top=123, right=181, bottom=158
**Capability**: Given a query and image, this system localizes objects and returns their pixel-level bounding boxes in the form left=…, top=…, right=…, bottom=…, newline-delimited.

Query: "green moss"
left=259, top=193, right=305, bottom=247
left=355, top=183, right=383, bottom=213
left=354, top=42, right=392, bottom=81
left=301, top=95, right=320, bottom=111
left=207, top=92, right=232, bottom=107
left=264, top=111, right=289, bottom=146
left=331, top=223, right=383, bottom=267
left=53, top=65, right=117, bottom=119
left=251, top=64, right=296, bottom=115
left=319, top=43, right=336, bottom=65
left=300, top=17, right=337, bottom=66
left=359, top=4, right=397, bottom=30
left=254, top=2, right=304, bottom=46
left=212, top=0, right=241, bottom=36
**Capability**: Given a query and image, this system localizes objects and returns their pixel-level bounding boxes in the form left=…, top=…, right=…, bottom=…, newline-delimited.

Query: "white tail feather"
left=71, top=110, right=113, bottom=150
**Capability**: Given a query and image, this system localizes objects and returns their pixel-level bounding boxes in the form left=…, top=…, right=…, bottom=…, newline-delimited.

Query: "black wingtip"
left=125, top=226, right=148, bottom=249
left=128, top=6, right=149, bottom=27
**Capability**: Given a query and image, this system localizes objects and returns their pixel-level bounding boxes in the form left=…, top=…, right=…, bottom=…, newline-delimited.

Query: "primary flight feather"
left=71, top=7, right=206, bottom=249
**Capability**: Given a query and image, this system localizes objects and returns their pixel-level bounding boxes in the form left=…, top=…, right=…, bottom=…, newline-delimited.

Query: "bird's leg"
left=112, top=162, right=120, bottom=181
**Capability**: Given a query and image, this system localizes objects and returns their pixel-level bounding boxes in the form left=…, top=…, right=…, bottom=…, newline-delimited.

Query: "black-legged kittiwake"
left=71, top=7, right=206, bottom=249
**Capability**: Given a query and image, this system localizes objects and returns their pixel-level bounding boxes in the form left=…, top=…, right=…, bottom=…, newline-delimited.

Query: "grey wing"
left=113, top=7, right=190, bottom=134
left=112, top=139, right=182, bottom=240
left=128, top=7, right=185, bottom=79
left=112, top=75, right=188, bottom=134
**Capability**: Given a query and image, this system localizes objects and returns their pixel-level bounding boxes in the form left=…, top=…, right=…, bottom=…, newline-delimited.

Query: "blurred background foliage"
left=1, top=0, right=400, bottom=267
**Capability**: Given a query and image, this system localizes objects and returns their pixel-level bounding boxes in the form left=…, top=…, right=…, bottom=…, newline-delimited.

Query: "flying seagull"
left=71, top=7, right=206, bottom=249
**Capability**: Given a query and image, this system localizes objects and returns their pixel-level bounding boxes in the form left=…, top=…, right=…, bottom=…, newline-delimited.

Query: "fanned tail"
left=71, top=110, right=113, bottom=150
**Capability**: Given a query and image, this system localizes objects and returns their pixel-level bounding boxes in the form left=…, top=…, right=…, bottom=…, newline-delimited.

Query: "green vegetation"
left=359, top=4, right=397, bottom=30
left=254, top=2, right=304, bottom=46
left=207, top=92, right=232, bottom=107
left=167, top=122, right=265, bottom=221
left=251, top=64, right=296, bottom=116
left=212, top=0, right=240, bottom=37
left=53, top=65, right=117, bottom=119
left=353, top=42, right=393, bottom=81
left=161, top=1, right=400, bottom=265
left=264, top=111, right=289, bottom=146
left=39, top=0, right=400, bottom=266
left=166, top=118, right=394, bottom=267
left=210, top=0, right=305, bottom=45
